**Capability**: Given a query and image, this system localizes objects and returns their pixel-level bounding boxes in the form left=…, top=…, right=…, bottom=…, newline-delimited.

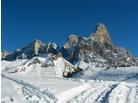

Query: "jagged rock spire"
left=33, top=39, right=42, bottom=55
left=64, top=34, right=78, bottom=49
left=91, top=23, right=112, bottom=44
left=27, top=39, right=43, bottom=55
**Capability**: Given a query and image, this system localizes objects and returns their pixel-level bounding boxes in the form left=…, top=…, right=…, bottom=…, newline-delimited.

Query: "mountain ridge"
left=2, top=23, right=137, bottom=68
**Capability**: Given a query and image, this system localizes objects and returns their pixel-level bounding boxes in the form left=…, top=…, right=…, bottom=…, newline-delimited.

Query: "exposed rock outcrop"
left=91, top=23, right=112, bottom=44
left=2, top=40, right=59, bottom=61
left=61, top=23, right=136, bottom=68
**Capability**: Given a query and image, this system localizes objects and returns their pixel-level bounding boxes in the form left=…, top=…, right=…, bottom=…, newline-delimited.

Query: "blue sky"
left=2, top=0, right=138, bottom=57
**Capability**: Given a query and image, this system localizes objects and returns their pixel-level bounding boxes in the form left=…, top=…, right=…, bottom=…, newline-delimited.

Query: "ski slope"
left=1, top=59, right=138, bottom=103
left=2, top=72, right=138, bottom=103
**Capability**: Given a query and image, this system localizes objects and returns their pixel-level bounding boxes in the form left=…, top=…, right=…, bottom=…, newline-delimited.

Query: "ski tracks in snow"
left=56, top=83, right=90, bottom=103
left=2, top=73, right=57, bottom=103
left=107, top=82, right=137, bottom=103
left=67, top=81, right=137, bottom=103
left=68, top=81, right=118, bottom=103
left=2, top=73, right=138, bottom=103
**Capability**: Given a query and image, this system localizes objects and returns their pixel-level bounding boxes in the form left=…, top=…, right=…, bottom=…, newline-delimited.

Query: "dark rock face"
left=2, top=40, right=59, bottom=61
left=2, top=39, right=43, bottom=60
left=61, top=23, right=136, bottom=67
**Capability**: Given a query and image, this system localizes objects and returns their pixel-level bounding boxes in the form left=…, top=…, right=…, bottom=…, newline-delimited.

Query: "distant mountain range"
left=2, top=23, right=137, bottom=69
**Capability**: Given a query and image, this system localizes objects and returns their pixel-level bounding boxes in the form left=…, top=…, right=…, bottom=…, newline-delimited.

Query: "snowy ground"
left=75, top=66, right=138, bottom=82
left=1, top=59, right=138, bottom=103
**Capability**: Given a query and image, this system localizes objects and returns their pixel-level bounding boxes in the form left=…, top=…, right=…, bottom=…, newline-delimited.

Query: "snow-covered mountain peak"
left=2, top=23, right=137, bottom=68
left=2, top=39, right=60, bottom=60
left=61, top=23, right=137, bottom=68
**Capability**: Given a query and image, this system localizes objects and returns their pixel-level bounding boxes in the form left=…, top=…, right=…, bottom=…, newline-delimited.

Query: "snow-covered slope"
left=74, top=66, right=138, bottom=81
left=1, top=56, right=79, bottom=78
left=2, top=58, right=138, bottom=103
left=2, top=71, right=138, bottom=103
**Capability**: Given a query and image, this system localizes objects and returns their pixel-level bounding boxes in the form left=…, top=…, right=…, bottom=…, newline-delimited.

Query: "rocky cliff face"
left=61, top=23, right=136, bottom=68
left=2, top=39, right=59, bottom=60
left=91, top=23, right=112, bottom=44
